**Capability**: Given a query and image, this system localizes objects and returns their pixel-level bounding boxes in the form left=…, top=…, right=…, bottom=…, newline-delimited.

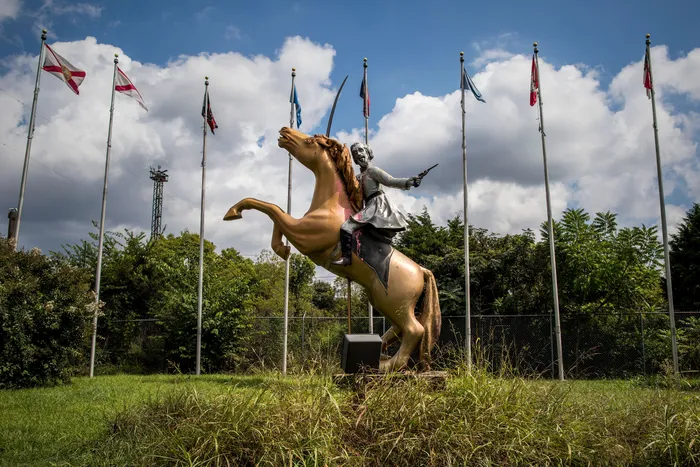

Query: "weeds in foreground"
left=75, top=363, right=700, bottom=467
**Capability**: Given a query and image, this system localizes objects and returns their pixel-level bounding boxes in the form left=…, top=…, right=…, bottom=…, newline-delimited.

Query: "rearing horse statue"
left=224, top=127, right=441, bottom=372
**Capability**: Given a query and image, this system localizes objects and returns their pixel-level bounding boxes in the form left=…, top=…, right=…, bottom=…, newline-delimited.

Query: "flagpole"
left=282, top=68, right=296, bottom=375
left=13, top=29, right=48, bottom=250
left=196, top=77, right=209, bottom=376
left=363, top=57, right=374, bottom=335
left=460, top=52, right=472, bottom=370
left=534, top=42, right=564, bottom=381
left=89, top=53, right=119, bottom=378
left=645, top=33, right=679, bottom=374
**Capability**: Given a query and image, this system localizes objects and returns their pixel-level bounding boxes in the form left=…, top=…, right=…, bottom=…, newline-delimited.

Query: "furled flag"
left=643, top=48, right=653, bottom=99
left=530, top=54, right=538, bottom=106
left=290, top=84, right=302, bottom=128
left=202, top=88, right=218, bottom=134
left=360, top=74, right=370, bottom=117
left=461, top=66, right=485, bottom=106
left=116, top=67, right=148, bottom=111
left=41, top=43, right=86, bottom=95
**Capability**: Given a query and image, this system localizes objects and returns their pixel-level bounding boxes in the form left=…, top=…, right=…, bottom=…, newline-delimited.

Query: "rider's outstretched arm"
left=367, top=167, right=413, bottom=190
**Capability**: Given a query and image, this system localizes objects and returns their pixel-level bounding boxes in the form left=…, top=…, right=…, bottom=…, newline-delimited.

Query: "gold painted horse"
left=224, top=127, right=441, bottom=372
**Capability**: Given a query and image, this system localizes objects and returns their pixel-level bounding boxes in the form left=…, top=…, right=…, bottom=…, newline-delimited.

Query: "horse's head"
left=277, top=127, right=363, bottom=211
left=277, top=127, right=328, bottom=171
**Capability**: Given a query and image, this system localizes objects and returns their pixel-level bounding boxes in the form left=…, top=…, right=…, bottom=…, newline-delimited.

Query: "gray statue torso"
left=343, top=163, right=411, bottom=234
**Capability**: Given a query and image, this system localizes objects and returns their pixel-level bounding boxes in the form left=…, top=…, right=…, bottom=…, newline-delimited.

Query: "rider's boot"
left=331, top=230, right=353, bottom=266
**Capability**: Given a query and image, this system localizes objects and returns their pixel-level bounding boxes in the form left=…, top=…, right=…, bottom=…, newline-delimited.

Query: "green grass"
left=0, top=373, right=275, bottom=466
left=0, top=371, right=698, bottom=466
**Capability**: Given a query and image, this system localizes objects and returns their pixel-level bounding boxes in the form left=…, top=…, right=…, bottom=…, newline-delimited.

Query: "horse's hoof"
left=223, top=207, right=242, bottom=221
left=274, top=245, right=291, bottom=260
left=379, top=359, right=391, bottom=373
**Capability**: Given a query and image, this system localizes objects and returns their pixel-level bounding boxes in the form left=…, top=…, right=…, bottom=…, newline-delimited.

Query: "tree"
left=0, top=238, right=95, bottom=388
left=670, top=203, right=700, bottom=309
left=312, top=281, right=337, bottom=312
left=147, top=232, right=256, bottom=373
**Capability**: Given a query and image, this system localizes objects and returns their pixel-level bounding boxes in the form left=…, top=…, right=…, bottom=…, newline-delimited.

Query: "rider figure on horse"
left=332, top=142, right=422, bottom=267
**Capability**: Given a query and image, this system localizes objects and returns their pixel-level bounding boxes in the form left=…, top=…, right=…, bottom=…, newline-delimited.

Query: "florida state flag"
left=116, top=67, right=148, bottom=111
left=530, top=54, right=538, bottom=106
left=42, top=43, right=86, bottom=95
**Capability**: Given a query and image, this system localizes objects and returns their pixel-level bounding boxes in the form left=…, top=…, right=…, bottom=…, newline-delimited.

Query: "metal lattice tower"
left=149, top=166, right=168, bottom=239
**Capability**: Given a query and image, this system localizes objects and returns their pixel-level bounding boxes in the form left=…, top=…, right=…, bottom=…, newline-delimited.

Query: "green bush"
left=0, top=238, right=95, bottom=388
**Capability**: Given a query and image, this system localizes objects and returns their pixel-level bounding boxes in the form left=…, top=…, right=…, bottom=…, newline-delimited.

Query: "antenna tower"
left=149, top=165, right=168, bottom=239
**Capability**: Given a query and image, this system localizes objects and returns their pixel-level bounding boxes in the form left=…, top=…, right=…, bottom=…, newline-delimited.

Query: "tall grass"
left=78, top=365, right=699, bottom=466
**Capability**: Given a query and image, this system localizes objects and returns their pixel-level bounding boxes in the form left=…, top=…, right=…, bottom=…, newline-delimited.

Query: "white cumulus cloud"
left=1, top=35, right=698, bottom=262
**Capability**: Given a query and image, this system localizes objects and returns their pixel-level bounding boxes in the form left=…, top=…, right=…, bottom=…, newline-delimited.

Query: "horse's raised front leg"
left=224, top=198, right=303, bottom=252
left=271, top=223, right=291, bottom=260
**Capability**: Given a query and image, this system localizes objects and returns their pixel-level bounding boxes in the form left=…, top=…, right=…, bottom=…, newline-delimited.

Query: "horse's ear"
left=316, top=136, right=332, bottom=148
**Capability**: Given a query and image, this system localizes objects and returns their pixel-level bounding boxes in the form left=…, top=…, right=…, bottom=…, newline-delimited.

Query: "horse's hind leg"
left=381, top=325, right=401, bottom=351
left=379, top=306, right=424, bottom=372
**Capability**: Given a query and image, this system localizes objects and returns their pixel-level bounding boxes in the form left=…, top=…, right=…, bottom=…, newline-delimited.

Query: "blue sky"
left=1, top=0, right=699, bottom=256
left=2, top=0, right=698, bottom=138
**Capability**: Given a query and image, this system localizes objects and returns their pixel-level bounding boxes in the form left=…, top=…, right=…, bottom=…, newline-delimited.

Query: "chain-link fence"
left=245, top=311, right=700, bottom=378
left=100, top=311, right=699, bottom=378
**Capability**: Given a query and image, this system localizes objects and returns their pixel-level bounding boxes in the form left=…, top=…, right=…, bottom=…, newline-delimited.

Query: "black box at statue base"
left=341, top=334, right=382, bottom=373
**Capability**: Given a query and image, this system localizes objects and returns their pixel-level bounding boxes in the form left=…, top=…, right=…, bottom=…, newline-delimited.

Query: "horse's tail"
left=418, top=267, right=441, bottom=371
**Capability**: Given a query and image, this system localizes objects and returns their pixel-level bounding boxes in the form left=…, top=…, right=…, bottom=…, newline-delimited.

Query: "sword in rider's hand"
left=412, top=163, right=438, bottom=187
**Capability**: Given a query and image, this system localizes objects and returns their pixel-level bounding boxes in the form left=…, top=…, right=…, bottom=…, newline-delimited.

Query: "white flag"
left=115, top=66, right=147, bottom=111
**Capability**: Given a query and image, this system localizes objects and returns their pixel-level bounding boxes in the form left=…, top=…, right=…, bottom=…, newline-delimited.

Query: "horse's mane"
left=306, top=135, right=363, bottom=212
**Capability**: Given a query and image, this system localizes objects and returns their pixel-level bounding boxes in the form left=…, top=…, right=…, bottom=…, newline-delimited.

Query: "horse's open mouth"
left=277, top=128, right=291, bottom=147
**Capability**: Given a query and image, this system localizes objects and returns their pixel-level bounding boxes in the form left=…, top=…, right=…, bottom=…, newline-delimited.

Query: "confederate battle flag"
left=530, top=54, right=538, bottom=106
left=116, top=67, right=148, bottom=111
left=42, top=43, right=86, bottom=95
left=201, top=88, right=218, bottom=134
left=644, top=48, right=653, bottom=99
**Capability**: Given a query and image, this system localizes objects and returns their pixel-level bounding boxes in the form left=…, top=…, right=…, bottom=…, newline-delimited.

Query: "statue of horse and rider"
left=223, top=85, right=441, bottom=373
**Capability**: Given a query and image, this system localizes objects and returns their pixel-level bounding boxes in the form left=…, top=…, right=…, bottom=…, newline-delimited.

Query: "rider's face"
left=353, top=146, right=369, bottom=168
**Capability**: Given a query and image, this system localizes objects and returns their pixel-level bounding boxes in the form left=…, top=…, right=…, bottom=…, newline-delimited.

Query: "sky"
left=1, top=0, right=699, bottom=273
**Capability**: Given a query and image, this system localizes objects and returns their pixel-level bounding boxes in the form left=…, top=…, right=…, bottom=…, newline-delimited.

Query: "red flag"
left=643, top=48, right=653, bottom=99
left=530, top=54, right=538, bottom=106
left=115, top=67, right=148, bottom=111
left=42, top=43, right=86, bottom=95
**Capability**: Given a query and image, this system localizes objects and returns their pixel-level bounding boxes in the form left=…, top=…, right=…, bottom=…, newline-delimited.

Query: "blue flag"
left=290, top=85, right=302, bottom=128
left=461, top=67, right=485, bottom=104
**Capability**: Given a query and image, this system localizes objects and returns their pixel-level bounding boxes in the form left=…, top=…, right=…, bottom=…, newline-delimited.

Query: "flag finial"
left=292, top=68, right=296, bottom=77
left=646, top=34, right=651, bottom=45
left=41, top=29, right=47, bottom=40
left=460, top=51, right=464, bottom=63
left=534, top=42, right=539, bottom=54
left=114, top=53, right=118, bottom=64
